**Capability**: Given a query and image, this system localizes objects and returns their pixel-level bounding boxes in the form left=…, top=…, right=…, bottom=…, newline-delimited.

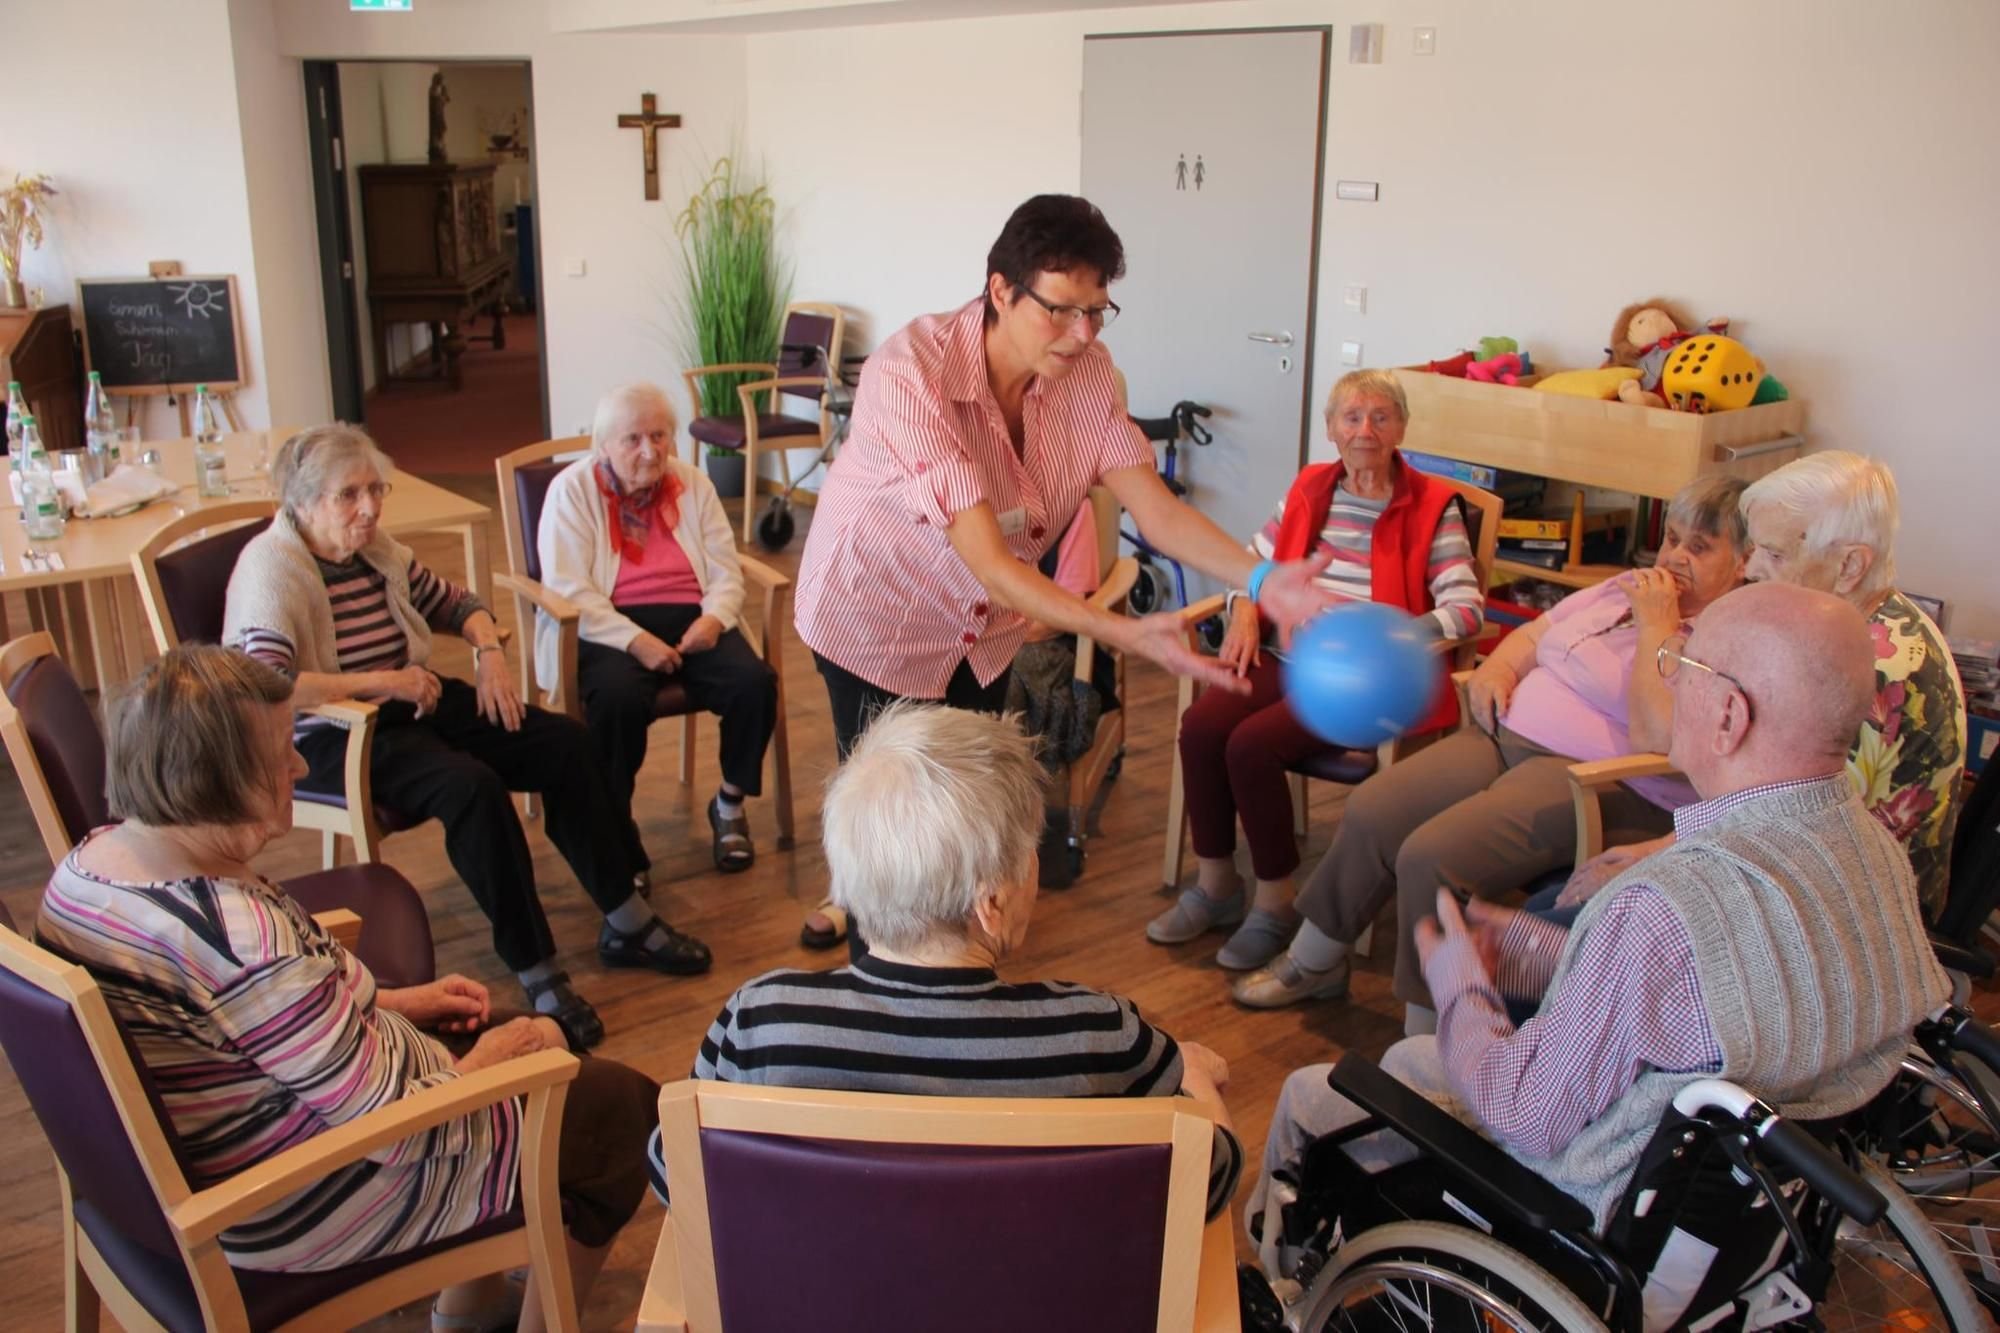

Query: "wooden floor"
left=0, top=483, right=1428, bottom=1329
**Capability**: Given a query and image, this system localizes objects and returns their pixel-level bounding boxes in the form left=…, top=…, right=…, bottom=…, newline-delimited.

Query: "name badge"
left=995, top=506, right=1028, bottom=536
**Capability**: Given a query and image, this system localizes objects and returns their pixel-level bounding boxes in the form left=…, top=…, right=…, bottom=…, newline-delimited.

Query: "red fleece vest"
left=1270, top=457, right=1461, bottom=737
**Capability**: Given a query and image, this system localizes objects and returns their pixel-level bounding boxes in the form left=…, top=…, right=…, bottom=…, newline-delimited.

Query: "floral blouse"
left=1851, top=591, right=1966, bottom=917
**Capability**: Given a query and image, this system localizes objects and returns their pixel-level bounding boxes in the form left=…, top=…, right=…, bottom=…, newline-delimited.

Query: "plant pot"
left=0, top=274, right=22, bottom=309
left=705, top=450, right=746, bottom=499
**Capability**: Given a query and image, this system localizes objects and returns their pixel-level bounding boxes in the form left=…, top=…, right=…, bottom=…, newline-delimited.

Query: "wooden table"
left=0, top=430, right=493, bottom=689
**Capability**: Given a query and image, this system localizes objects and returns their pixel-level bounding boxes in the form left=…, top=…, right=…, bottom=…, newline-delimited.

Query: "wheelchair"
left=1263, top=1053, right=1989, bottom=1331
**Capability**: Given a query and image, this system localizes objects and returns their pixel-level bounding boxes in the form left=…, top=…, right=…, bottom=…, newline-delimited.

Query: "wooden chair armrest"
left=1179, top=592, right=1228, bottom=625
left=736, top=375, right=829, bottom=398
left=1567, top=753, right=1679, bottom=790
left=738, top=554, right=792, bottom=592
left=303, top=699, right=379, bottom=729
left=682, top=362, right=778, bottom=382
left=313, top=909, right=363, bottom=953
left=170, top=1050, right=580, bottom=1244
left=1088, top=557, right=1139, bottom=613
left=492, top=570, right=582, bottom=625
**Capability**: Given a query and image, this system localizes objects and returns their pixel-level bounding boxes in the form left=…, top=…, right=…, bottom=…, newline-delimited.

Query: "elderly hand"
left=1556, top=834, right=1671, bottom=909
left=1121, top=612, right=1252, bottom=695
left=381, top=974, right=491, bottom=1033
left=1465, top=661, right=1518, bottom=735
left=1414, top=890, right=1508, bottom=981
left=1253, top=548, right=1338, bottom=648
left=678, top=614, right=724, bottom=655
left=473, top=646, right=525, bottom=732
left=1620, top=567, right=1683, bottom=636
left=630, top=631, right=682, bottom=675
left=1179, top=1040, right=1231, bottom=1093
left=453, top=1015, right=567, bottom=1074
left=377, top=664, right=442, bottom=718
left=1216, top=596, right=1262, bottom=677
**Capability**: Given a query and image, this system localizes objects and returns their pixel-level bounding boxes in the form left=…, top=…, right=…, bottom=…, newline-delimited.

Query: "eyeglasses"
left=327, top=480, right=393, bottom=508
left=1014, top=284, right=1121, bottom=330
left=1656, top=637, right=1755, bottom=722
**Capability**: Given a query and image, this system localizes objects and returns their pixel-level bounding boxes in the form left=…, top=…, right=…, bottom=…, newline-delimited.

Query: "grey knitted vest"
left=1527, top=776, right=1947, bottom=1227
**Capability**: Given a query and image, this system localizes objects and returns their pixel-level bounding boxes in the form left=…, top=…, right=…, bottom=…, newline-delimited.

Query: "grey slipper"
left=1215, top=909, right=1300, bottom=971
left=1146, top=885, right=1248, bottom=945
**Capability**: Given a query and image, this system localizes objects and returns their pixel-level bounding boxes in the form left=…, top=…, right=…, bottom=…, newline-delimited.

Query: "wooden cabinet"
left=0, top=305, right=82, bottom=454
left=357, top=162, right=512, bottom=391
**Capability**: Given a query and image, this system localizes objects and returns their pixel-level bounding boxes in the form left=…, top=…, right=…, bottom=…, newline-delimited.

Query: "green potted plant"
left=677, top=157, right=788, bottom=499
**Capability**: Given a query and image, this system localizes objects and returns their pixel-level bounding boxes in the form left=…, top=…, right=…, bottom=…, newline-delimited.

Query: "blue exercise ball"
left=1282, top=601, right=1441, bottom=749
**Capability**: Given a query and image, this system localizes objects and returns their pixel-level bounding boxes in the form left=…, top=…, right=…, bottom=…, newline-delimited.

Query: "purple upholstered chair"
left=492, top=437, right=795, bottom=847
left=0, top=920, right=580, bottom=1333
left=680, top=302, right=846, bottom=544
left=130, top=499, right=421, bottom=869
left=639, top=1081, right=1240, bottom=1333
left=0, top=631, right=435, bottom=988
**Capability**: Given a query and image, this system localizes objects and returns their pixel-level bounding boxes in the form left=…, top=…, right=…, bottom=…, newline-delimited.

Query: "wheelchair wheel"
left=1196, top=612, right=1228, bottom=653
left=1292, top=1220, right=1606, bottom=1332
left=1816, top=1155, right=1989, bottom=1329
left=756, top=501, right=796, bottom=552
left=1866, top=1054, right=2000, bottom=1315
left=1128, top=560, right=1166, bottom=616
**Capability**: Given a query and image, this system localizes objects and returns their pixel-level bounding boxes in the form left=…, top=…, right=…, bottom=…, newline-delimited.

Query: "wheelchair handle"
left=1672, top=1078, right=1886, bottom=1225
left=1948, top=1011, right=2000, bottom=1072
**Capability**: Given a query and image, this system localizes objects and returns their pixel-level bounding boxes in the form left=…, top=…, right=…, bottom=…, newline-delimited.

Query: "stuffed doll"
left=1604, top=299, right=1730, bottom=408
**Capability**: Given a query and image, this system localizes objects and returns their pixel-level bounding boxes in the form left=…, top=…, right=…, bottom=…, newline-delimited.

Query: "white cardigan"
left=532, top=455, right=746, bottom=693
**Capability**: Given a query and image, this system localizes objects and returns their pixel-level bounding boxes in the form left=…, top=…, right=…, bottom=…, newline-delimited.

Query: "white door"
left=1083, top=28, right=1329, bottom=601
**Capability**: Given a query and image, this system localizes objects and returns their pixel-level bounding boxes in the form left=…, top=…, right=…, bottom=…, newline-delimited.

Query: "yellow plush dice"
left=1661, top=335, right=1765, bottom=413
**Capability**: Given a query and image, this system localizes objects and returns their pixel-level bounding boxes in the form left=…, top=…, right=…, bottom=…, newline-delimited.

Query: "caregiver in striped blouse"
left=645, top=702, right=1244, bottom=1218
left=36, top=646, right=657, bottom=1330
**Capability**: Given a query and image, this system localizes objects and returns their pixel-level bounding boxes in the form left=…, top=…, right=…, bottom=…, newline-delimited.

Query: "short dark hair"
left=106, top=645, right=295, bottom=828
left=982, top=195, right=1126, bottom=326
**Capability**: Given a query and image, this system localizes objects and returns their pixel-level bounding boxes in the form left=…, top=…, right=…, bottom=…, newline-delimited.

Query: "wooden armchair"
left=637, top=1081, right=1239, bottom=1333
left=1050, top=486, right=1139, bottom=881
left=0, top=918, right=581, bottom=1333
left=494, top=438, right=795, bottom=846
left=682, top=302, right=846, bottom=543
left=1160, top=477, right=1504, bottom=891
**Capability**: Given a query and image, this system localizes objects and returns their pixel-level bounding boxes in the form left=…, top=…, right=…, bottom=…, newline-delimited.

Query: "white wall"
left=2, top=0, right=276, bottom=436
left=275, top=0, right=751, bottom=438
left=746, top=0, right=2000, bottom=639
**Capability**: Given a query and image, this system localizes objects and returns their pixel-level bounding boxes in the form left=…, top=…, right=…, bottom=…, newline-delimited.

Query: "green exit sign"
left=351, top=0, right=413, bottom=10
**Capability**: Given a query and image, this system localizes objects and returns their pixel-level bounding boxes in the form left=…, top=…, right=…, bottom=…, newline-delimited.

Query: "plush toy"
left=1418, top=351, right=1475, bottom=377
left=1465, top=351, right=1531, bottom=385
left=1477, top=335, right=1519, bottom=362
left=1660, top=335, right=1765, bottom=413
left=1604, top=299, right=1697, bottom=407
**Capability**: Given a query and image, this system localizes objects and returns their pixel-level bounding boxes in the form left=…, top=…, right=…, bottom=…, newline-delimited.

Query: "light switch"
left=1413, top=26, right=1437, bottom=56
left=1342, top=284, right=1367, bottom=314
left=1341, top=340, right=1363, bottom=366
left=564, top=258, right=587, bottom=277
left=1335, top=180, right=1381, bottom=203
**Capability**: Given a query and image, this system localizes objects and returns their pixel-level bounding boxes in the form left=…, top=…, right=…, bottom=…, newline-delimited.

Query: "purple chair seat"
left=281, top=864, right=437, bottom=989
left=1289, top=747, right=1380, bottom=785
left=687, top=413, right=820, bottom=452
left=74, top=1197, right=519, bottom=1333
left=700, top=1130, right=1171, bottom=1332
left=290, top=785, right=418, bottom=834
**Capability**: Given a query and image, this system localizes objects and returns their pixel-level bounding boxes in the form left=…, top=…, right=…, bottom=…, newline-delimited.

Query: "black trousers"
left=812, top=651, right=1012, bottom=961
left=298, top=677, right=639, bottom=973
left=577, top=604, right=779, bottom=871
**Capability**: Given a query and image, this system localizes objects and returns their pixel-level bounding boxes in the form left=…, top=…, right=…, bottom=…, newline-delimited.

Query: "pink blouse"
left=1500, top=576, right=1696, bottom=809
left=611, top=505, right=704, bottom=606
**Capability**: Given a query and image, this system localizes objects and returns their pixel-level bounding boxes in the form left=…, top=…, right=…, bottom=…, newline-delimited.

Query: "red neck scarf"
left=594, top=457, right=682, bottom=562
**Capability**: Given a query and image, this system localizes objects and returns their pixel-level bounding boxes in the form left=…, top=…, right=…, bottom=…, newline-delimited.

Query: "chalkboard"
left=77, top=274, right=247, bottom=393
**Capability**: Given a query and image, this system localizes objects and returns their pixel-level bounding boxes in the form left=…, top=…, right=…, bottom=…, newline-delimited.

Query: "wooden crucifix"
left=617, top=93, right=681, bottom=201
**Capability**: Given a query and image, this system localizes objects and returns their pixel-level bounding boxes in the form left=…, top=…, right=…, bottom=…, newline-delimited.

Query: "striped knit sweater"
left=644, top=955, right=1243, bottom=1218
left=36, top=839, right=521, bottom=1271
left=1527, top=775, right=1949, bottom=1226
left=1249, top=484, right=1483, bottom=640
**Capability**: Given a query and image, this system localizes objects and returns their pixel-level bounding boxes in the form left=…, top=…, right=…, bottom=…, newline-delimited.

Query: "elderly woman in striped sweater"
left=1148, top=368, right=1487, bottom=970
left=645, top=702, right=1244, bottom=1218
left=224, top=424, right=711, bottom=1050
left=36, top=645, right=658, bottom=1331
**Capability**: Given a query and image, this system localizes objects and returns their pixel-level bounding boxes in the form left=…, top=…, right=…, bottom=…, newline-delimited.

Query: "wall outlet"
left=1341, top=340, right=1363, bottom=366
left=564, top=257, right=587, bottom=277
left=1414, top=26, right=1438, bottom=56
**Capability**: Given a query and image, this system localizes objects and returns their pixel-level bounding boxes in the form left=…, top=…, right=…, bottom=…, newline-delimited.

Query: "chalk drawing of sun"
left=168, top=282, right=225, bottom=320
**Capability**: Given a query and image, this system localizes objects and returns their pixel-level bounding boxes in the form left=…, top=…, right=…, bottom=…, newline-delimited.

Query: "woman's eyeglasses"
left=1013, top=284, right=1121, bottom=330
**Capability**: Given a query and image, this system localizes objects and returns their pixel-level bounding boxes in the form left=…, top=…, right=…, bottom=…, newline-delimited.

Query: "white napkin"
left=81, top=462, right=178, bottom=518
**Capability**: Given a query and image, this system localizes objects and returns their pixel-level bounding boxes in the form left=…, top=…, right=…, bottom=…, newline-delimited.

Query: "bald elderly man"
left=1249, top=583, right=1950, bottom=1302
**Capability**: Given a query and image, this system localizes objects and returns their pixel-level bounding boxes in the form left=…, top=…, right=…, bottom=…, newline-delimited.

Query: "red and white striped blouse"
left=794, top=299, right=1156, bottom=698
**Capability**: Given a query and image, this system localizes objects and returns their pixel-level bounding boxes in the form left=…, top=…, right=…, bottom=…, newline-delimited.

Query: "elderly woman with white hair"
left=226, top=424, right=712, bottom=1051
left=1566, top=451, right=1967, bottom=916
left=643, top=702, right=1244, bottom=1220
left=535, top=381, right=779, bottom=877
